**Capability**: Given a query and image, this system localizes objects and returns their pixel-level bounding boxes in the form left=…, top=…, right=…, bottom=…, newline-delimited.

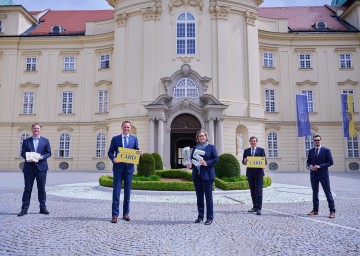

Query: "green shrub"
left=137, top=153, right=155, bottom=176
left=133, top=175, right=161, bottom=181
left=221, top=176, right=247, bottom=182
left=132, top=181, right=194, bottom=191
left=155, top=169, right=192, bottom=179
left=214, top=153, right=241, bottom=178
left=151, top=153, right=163, bottom=170
left=99, top=175, right=113, bottom=187
left=215, top=176, right=272, bottom=190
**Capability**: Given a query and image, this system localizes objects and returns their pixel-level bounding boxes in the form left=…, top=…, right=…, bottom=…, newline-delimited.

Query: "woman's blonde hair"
left=196, top=129, right=209, bottom=143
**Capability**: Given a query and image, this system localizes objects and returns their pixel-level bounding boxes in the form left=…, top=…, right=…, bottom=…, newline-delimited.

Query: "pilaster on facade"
left=209, top=1, right=231, bottom=20
left=168, top=0, right=204, bottom=14
left=245, top=11, right=257, bottom=26
left=115, top=13, right=127, bottom=27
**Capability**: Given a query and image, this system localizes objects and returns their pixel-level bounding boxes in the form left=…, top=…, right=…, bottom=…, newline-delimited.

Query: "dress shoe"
left=248, top=207, right=256, bottom=213
left=17, top=210, right=27, bottom=217
left=122, top=215, right=130, bottom=221
left=194, top=218, right=203, bottom=223
left=256, top=210, right=261, bottom=215
left=204, top=220, right=212, bottom=225
left=329, top=212, right=335, bottom=219
left=111, top=216, right=118, bottom=223
left=40, top=209, right=50, bottom=215
left=307, top=210, right=318, bottom=216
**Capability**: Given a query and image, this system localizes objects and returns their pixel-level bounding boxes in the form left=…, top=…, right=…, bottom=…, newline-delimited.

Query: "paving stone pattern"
left=0, top=171, right=359, bottom=256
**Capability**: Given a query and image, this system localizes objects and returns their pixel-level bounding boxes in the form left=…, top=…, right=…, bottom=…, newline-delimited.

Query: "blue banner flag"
left=341, top=94, right=356, bottom=138
left=296, top=94, right=311, bottom=137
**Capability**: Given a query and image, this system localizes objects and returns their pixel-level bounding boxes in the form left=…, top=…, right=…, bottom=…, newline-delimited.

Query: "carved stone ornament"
left=176, top=56, right=196, bottom=64
left=142, top=6, right=163, bottom=20
left=169, top=0, right=204, bottom=14
left=245, top=11, right=257, bottom=26
left=116, top=13, right=127, bottom=27
left=209, top=3, right=231, bottom=20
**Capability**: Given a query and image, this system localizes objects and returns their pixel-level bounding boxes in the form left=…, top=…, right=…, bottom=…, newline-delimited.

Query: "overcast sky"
left=13, top=0, right=332, bottom=11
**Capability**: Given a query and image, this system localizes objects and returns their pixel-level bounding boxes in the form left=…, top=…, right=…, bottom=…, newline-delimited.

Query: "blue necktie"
left=124, top=136, right=128, bottom=148
left=34, top=138, right=39, bottom=152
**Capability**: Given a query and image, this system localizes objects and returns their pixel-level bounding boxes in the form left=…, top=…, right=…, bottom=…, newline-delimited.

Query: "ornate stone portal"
left=145, top=64, right=228, bottom=168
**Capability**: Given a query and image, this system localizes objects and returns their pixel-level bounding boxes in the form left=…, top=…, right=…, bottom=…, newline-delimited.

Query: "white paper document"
left=26, top=152, right=41, bottom=162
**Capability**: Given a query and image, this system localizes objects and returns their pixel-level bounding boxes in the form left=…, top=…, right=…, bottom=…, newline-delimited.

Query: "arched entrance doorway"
left=171, top=114, right=201, bottom=169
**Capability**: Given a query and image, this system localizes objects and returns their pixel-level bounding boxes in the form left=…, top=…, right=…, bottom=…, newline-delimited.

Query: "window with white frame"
left=304, top=133, right=315, bottom=157
left=100, top=54, right=110, bottom=69
left=173, top=78, right=199, bottom=98
left=22, top=92, right=34, bottom=114
left=61, top=91, right=73, bottom=114
left=301, top=90, right=314, bottom=112
left=347, top=136, right=359, bottom=158
left=96, top=133, right=106, bottom=158
left=267, top=132, right=278, bottom=158
left=64, top=56, right=76, bottom=71
left=98, top=90, right=108, bottom=113
left=265, top=89, right=276, bottom=112
left=176, top=12, right=196, bottom=55
left=340, top=53, right=352, bottom=69
left=299, top=53, right=311, bottom=69
left=19, top=133, right=31, bottom=157
left=342, top=90, right=355, bottom=112
left=26, top=57, right=37, bottom=71
left=263, top=52, right=274, bottom=68
left=59, top=133, right=70, bottom=158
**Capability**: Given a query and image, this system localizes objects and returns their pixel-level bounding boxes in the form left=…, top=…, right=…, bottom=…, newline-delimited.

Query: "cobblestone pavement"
left=1, top=171, right=359, bottom=256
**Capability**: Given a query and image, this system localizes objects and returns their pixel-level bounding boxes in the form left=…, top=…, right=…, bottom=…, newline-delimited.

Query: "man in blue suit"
left=18, top=123, right=52, bottom=217
left=108, top=121, right=142, bottom=223
left=306, top=135, right=336, bottom=219
left=242, top=136, right=266, bottom=215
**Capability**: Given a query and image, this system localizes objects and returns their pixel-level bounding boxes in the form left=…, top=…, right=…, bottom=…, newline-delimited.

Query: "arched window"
left=267, top=132, right=278, bottom=158
left=173, top=78, right=199, bottom=98
left=59, top=133, right=71, bottom=158
left=19, top=133, right=31, bottom=157
left=347, top=136, right=359, bottom=158
left=304, top=133, right=315, bottom=157
left=176, top=12, right=196, bottom=55
left=96, top=133, right=106, bottom=158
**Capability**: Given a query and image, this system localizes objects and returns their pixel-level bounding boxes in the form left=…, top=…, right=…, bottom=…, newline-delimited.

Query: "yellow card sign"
left=247, top=156, right=266, bottom=168
left=116, top=147, right=141, bottom=164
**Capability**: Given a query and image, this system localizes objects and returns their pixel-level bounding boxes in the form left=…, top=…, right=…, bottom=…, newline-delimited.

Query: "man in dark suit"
left=18, top=123, right=52, bottom=217
left=108, top=121, right=142, bottom=223
left=306, top=135, right=336, bottom=219
left=242, top=136, right=266, bottom=215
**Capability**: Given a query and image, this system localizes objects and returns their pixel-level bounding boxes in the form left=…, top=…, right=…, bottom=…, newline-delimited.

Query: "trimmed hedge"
left=99, top=170, right=272, bottom=191
left=214, top=153, right=241, bottom=178
left=137, top=153, right=155, bottom=176
left=215, top=176, right=272, bottom=190
left=151, top=153, right=163, bottom=170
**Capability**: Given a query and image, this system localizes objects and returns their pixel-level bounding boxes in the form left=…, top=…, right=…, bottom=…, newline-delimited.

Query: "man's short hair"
left=249, top=136, right=258, bottom=142
left=31, top=123, right=42, bottom=128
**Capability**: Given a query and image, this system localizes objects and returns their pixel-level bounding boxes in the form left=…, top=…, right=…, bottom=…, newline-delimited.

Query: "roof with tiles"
left=258, top=5, right=354, bottom=32
left=26, top=10, right=114, bottom=36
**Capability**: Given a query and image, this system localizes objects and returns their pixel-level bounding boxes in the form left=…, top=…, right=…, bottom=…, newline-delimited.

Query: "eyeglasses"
left=313, top=140, right=320, bottom=142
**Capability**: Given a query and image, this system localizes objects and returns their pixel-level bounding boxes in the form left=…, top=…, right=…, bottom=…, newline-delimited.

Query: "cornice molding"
left=95, top=80, right=112, bottom=87
left=169, top=0, right=204, bottom=14
left=18, top=126, right=31, bottom=132
left=21, top=51, right=41, bottom=56
left=337, top=79, right=358, bottom=86
left=57, top=127, right=74, bottom=132
left=58, top=82, right=78, bottom=88
left=334, top=48, right=357, bottom=52
left=296, top=79, right=317, bottom=86
left=20, top=82, right=39, bottom=88
left=310, top=126, right=319, bottom=132
left=95, top=47, right=114, bottom=54
left=294, top=48, right=316, bottom=52
left=265, top=125, right=280, bottom=131
left=94, top=125, right=109, bottom=132
left=59, top=51, right=80, bottom=55
left=260, top=78, right=279, bottom=85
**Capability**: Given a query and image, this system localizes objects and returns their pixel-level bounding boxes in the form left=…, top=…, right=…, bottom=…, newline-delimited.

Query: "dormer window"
left=315, top=21, right=327, bottom=30
left=51, top=25, right=64, bottom=34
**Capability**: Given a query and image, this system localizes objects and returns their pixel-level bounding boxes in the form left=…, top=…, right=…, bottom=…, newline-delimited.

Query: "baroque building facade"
left=0, top=0, right=359, bottom=172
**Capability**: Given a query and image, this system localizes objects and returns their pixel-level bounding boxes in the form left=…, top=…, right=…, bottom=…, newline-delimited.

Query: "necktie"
left=251, top=148, right=255, bottom=156
left=124, top=136, right=128, bottom=148
left=315, top=148, right=319, bottom=157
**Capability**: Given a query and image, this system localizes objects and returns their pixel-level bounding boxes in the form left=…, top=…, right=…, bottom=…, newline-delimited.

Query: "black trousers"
left=21, top=167, right=47, bottom=210
left=247, top=175, right=263, bottom=210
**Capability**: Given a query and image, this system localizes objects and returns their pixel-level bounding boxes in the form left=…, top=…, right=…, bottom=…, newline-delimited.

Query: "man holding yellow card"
left=108, top=121, right=142, bottom=223
left=242, top=136, right=267, bottom=216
